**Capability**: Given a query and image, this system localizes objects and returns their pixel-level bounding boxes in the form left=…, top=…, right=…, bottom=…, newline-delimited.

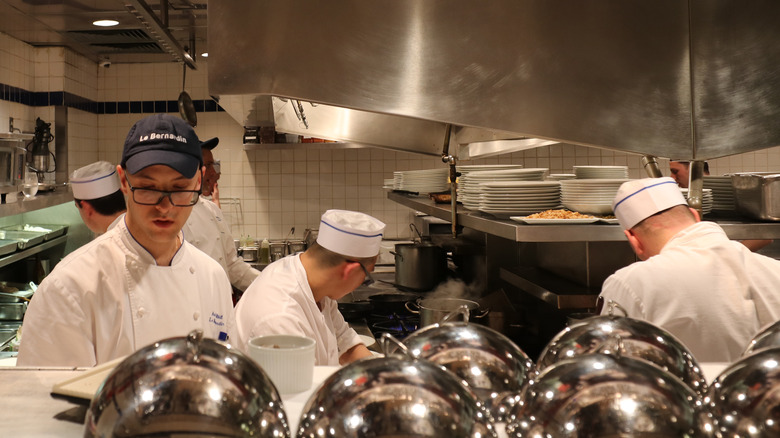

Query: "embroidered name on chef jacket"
left=209, top=311, right=228, bottom=341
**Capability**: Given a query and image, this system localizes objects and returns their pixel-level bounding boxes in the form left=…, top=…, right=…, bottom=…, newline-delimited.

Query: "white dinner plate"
left=562, top=202, right=613, bottom=214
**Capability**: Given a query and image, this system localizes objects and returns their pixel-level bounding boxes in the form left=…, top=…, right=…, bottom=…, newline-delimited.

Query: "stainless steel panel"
left=210, top=1, right=780, bottom=160
left=731, top=172, right=780, bottom=221
left=690, top=1, right=780, bottom=159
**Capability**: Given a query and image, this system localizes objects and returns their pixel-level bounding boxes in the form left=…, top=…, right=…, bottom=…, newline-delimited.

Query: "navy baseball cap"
left=121, top=114, right=203, bottom=178
left=201, top=137, right=219, bottom=150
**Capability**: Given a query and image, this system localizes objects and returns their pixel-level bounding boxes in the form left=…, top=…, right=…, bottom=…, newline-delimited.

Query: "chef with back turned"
left=17, top=114, right=236, bottom=367
left=234, top=209, right=384, bottom=365
left=598, top=177, right=780, bottom=362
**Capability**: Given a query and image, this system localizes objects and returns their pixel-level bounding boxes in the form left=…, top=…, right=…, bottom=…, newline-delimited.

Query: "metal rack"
left=0, top=235, right=67, bottom=270
left=388, top=191, right=780, bottom=242
left=388, top=191, right=780, bottom=310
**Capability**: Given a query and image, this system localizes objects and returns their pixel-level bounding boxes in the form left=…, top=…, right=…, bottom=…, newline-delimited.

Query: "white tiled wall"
left=5, top=31, right=780, bottom=241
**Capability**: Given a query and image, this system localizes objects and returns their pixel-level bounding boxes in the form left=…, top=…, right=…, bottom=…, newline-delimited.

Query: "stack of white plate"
left=573, top=165, right=629, bottom=179
left=393, top=168, right=450, bottom=193
left=560, top=178, right=628, bottom=214
left=459, top=168, right=549, bottom=209
left=681, top=188, right=714, bottom=215
left=457, top=164, right=524, bottom=178
left=383, top=178, right=394, bottom=189
left=547, top=173, right=576, bottom=181
left=703, top=176, right=736, bottom=211
left=471, top=181, right=561, bottom=218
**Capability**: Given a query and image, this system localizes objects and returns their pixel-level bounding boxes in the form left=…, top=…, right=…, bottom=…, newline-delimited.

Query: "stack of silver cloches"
left=85, top=315, right=780, bottom=437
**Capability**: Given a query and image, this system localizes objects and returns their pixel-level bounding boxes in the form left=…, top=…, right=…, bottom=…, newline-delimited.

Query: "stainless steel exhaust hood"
left=209, top=0, right=780, bottom=160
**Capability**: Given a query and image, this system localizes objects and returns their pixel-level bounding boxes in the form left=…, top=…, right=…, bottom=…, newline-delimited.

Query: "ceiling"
left=0, top=0, right=207, bottom=67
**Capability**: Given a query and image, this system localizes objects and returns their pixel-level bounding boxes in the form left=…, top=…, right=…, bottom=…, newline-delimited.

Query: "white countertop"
left=0, top=365, right=340, bottom=437
left=0, top=362, right=729, bottom=437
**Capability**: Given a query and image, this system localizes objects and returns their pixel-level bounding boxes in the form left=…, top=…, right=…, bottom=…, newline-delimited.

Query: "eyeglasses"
left=205, top=159, right=221, bottom=175
left=125, top=177, right=201, bottom=206
left=348, top=260, right=375, bottom=286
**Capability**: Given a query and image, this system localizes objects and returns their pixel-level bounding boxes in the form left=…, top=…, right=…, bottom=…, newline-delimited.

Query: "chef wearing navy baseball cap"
left=234, top=209, right=386, bottom=366
left=18, top=114, right=237, bottom=367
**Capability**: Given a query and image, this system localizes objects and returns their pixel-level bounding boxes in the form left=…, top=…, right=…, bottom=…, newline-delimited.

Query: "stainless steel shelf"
left=243, top=142, right=370, bottom=151
left=388, top=191, right=780, bottom=242
left=0, top=189, right=73, bottom=218
left=0, top=235, right=67, bottom=270
left=500, top=266, right=599, bottom=309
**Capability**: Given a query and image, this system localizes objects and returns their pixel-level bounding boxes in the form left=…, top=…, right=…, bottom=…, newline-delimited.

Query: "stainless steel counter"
left=0, top=188, right=73, bottom=218
left=389, top=191, right=780, bottom=242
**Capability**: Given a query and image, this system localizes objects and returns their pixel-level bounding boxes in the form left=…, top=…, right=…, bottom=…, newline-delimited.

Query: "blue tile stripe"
left=0, top=82, right=224, bottom=115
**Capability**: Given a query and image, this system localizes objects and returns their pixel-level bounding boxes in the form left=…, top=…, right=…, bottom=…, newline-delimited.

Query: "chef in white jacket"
left=17, top=114, right=236, bottom=367
left=234, top=209, right=383, bottom=365
left=598, top=177, right=780, bottom=362
left=70, top=161, right=126, bottom=234
left=182, top=137, right=260, bottom=294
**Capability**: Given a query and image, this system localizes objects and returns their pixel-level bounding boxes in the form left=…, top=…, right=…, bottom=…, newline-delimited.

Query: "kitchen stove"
left=366, top=312, right=420, bottom=340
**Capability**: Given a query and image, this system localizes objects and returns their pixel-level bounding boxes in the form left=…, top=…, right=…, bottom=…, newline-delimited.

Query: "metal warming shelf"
left=388, top=191, right=780, bottom=242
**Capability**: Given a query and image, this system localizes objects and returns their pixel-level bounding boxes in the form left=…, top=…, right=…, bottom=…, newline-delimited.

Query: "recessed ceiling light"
left=201, top=52, right=209, bottom=58
left=93, top=19, right=119, bottom=27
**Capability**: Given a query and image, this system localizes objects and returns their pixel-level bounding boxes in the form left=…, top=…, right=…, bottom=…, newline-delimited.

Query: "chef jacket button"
left=193, top=311, right=200, bottom=321
left=137, top=307, right=146, bottom=317
left=190, top=267, right=195, bottom=274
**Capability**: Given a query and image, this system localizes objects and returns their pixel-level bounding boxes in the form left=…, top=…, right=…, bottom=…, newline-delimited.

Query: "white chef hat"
left=70, top=161, right=121, bottom=200
left=316, top=209, right=386, bottom=258
left=612, top=177, right=687, bottom=230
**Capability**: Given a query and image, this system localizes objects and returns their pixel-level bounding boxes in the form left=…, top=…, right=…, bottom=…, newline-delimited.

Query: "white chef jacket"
left=182, top=197, right=259, bottom=291
left=599, top=221, right=780, bottom=363
left=16, top=216, right=237, bottom=367
left=233, top=254, right=362, bottom=365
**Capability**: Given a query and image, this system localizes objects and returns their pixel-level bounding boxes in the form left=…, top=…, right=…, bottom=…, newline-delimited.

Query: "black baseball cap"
left=121, top=114, right=203, bottom=178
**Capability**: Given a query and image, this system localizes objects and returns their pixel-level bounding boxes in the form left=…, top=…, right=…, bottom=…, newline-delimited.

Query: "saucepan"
left=367, top=291, right=420, bottom=315
left=390, top=225, right=448, bottom=291
left=406, top=297, right=489, bottom=327
left=337, top=300, right=373, bottom=321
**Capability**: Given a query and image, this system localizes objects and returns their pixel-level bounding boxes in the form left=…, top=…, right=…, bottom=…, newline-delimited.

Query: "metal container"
left=391, top=242, right=447, bottom=292
left=731, top=172, right=780, bottom=220
left=708, top=347, right=780, bottom=436
left=1, top=223, right=68, bottom=241
left=85, top=330, right=290, bottom=437
left=743, top=319, right=780, bottom=357
left=286, top=239, right=306, bottom=255
left=538, top=315, right=708, bottom=397
left=240, top=245, right=258, bottom=262
left=295, top=355, right=497, bottom=437
left=0, top=230, right=45, bottom=250
left=0, top=302, right=25, bottom=320
left=0, top=137, right=28, bottom=196
left=398, top=322, right=536, bottom=421
left=0, top=239, right=17, bottom=256
left=269, top=242, right=286, bottom=261
left=505, top=354, right=713, bottom=437
left=406, top=297, right=489, bottom=327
